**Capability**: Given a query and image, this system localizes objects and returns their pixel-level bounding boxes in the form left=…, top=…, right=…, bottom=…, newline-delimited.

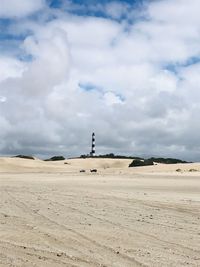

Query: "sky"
left=0, top=0, right=200, bottom=160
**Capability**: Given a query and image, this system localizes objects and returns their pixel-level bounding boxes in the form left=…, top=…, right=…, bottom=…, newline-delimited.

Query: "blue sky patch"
left=79, top=82, right=102, bottom=92
left=164, top=56, right=200, bottom=75
left=48, top=0, right=145, bottom=21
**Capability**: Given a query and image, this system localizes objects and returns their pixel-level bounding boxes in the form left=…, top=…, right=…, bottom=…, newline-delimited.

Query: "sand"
left=0, top=157, right=200, bottom=267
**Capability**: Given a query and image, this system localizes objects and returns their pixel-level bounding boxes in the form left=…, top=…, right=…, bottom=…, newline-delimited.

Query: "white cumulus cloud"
left=0, top=0, right=46, bottom=18
left=1, top=0, right=200, bottom=160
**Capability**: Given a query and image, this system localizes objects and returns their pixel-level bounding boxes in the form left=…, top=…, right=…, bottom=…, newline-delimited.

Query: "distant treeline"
left=80, top=153, right=143, bottom=160
left=12, top=154, right=189, bottom=165
left=80, top=153, right=188, bottom=164
left=13, top=155, right=66, bottom=161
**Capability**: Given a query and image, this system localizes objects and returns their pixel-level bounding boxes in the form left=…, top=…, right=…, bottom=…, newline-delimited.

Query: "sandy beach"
left=0, top=158, right=200, bottom=267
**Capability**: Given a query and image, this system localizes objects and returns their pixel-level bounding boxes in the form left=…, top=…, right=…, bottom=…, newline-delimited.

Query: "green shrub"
left=45, top=156, right=65, bottom=161
left=189, top=169, right=198, bottom=172
left=14, top=155, right=35, bottom=160
left=149, top=157, right=188, bottom=164
left=129, top=159, right=154, bottom=167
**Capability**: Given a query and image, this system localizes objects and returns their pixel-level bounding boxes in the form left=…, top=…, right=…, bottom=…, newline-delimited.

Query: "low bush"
left=45, top=156, right=65, bottom=161
left=129, top=159, right=154, bottom=167
left=189, top=169, right=198, bottom=172
left=14, top=155, right=35, bottom=160
left=149, top=157, right=188, bottom=164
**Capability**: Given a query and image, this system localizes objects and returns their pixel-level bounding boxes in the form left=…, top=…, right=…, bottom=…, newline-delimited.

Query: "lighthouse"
left=90, top=132, right=95, bottom=157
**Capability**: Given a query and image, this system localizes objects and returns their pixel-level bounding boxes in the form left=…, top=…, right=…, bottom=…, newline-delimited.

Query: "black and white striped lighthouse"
left=90, top=132, right=95, bottom=156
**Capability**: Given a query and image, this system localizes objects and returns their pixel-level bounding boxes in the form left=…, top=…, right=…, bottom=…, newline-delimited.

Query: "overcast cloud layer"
left=0, top=0, right=200, bottom=160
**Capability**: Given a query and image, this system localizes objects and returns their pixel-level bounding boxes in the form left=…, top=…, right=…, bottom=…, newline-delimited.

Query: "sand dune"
left=0, top=157, right=132, bottom=173
left=1, top=156, right=200, bottom=174
left=0, top=157, right=200, bottom=266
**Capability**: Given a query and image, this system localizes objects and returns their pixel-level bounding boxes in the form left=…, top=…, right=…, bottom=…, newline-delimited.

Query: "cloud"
left=0, top=0, right=46, bottom=18
left=1, top=0, right=200, bottom=160
left=104, top=1, right=131, bottom=20
left=0, top=57, right=25, bottom=82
